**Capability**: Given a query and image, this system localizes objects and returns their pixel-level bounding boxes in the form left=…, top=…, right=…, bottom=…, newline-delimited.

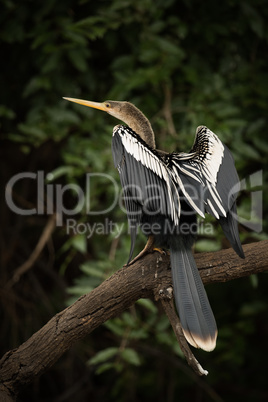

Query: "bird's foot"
left=125, top=236, right=168, bottom=266
left=153, top=247, right=169, bottom=256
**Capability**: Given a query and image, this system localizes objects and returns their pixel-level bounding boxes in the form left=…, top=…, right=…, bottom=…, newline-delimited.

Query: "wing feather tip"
left=236, top=246, right=245, bottom=259
left=200, top=211, right=205, bottom=219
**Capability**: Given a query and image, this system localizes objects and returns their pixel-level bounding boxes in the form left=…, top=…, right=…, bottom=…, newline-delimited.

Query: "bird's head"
left=63, top=97, right=155, bottom=148
left=63, top=98, right=132, bottom=120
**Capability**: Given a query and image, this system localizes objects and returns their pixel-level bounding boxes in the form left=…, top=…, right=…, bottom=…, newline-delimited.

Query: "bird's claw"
left=153, top=247, right=169, bottom=255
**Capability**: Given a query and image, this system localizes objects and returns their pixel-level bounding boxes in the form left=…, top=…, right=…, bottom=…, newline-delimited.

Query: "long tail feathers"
left=170, top=238, right=217, bottom=352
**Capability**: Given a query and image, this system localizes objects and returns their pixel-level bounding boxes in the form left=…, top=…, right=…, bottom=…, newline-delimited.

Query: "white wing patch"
left=206, top=181, right=227, bottom=217
left=197, top=128, right=224, bottom=186
left=170, top=167, right=205, bottom=218
left=166, top=126, right=227, bottom=219
left=113, top=125, right=227, bottom=223
left=115, top=126, right=181, bottom=225
left=172, top=160, right=201, bottom=183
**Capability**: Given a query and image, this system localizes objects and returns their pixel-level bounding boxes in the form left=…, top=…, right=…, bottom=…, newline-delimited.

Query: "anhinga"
left=63, top=97, right=245, bottom=352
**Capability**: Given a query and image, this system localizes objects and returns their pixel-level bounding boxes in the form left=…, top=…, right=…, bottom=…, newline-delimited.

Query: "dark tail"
left=219, top=203, right=245, bottom=259
left=170, top=236, right=217, bottom=351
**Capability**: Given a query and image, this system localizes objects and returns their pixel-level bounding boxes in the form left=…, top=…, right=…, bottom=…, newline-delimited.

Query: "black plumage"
left=63, top=97, right=245, bottom=351
left=112, top=124, right=244, bottom=351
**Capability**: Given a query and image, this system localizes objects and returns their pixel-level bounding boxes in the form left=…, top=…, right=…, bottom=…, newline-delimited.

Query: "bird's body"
left=64, top=97, right=245, bottom=351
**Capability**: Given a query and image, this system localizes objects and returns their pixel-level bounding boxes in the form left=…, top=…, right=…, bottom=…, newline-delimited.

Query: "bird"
left=63, top=97, right=245, bottom=352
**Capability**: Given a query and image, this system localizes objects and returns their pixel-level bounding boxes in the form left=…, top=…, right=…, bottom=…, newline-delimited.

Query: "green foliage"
left=1, top=0, right=268, bottom=400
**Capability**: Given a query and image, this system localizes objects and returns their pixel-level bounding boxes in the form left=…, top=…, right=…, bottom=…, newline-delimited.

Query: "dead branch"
left=6, top=214, right=56, bottom=288
left=159, top=294, right=208, bottom=376
left=0, top=240, right=267, bottom=401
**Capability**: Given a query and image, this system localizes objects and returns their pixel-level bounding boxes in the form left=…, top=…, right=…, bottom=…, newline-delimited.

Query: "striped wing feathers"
left=112, top=125, right=238, bottom=223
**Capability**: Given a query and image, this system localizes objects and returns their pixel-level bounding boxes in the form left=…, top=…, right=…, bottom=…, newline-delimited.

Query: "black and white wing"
left=112, top=125, right=180, bottom=262
left=167, top=125, right=244, bottom=258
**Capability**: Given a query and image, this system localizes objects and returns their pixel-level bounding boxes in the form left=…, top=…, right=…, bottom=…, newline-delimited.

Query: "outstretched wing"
left=167, top=125, right=244, bottom=258
left=112, top=125, right=181, bottom=262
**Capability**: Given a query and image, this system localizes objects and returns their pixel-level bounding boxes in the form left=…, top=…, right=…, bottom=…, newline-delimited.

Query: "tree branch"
left=0, top=240, right=267, bottom=400
left=159, top=293, right=209, bottom=376
left=6, top=214, right=56, bottom=288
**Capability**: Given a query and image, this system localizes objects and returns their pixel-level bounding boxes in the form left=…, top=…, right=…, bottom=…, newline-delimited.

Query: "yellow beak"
left=63, top=97, right=107, bottom=111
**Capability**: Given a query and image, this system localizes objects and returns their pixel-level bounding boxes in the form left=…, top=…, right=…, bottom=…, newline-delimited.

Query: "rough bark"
left=0, top=240, right=267, bottom=400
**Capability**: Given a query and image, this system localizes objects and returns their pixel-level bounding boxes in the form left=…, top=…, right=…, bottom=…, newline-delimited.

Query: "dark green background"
left=1, top=0, right=268, bottom=401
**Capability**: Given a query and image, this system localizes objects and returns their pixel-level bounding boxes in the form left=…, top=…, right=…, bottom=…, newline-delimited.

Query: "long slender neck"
left=122, top=103, right=156, bottom=149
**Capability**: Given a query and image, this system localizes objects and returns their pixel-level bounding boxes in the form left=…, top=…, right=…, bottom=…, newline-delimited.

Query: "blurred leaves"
left=88, top=346, right=141, bottom=374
